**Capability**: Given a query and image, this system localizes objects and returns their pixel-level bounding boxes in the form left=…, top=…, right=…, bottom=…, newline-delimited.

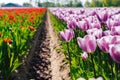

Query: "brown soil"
left=11, top=11, right=70, bottom=80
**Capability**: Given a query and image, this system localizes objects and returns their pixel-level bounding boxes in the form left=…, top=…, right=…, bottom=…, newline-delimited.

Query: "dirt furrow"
left=11, top=11, right=70, bottom=80
left=47, top=12, right=70, bottom=80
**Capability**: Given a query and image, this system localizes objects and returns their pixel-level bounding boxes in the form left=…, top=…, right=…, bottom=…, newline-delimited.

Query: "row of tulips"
left=50, top=8, right=120, bottom=80
left=0, top=8, right=46, bottom=80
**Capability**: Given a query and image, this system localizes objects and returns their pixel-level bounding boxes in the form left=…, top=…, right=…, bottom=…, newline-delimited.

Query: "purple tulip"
left=64, top=16, right=70, bottom=22
left=112, top=36, right=120, bottom=44
left=111, top=26, right=120, bottom=35
left=85, top=16, right=101, bottom=29
left=89, top=22, right=101, bottom=29
left=77, top=20, right=89, bottom=31
left=59, top=29, right=74, bottom=42
left=97, top=36, right=114, bottom=53
left=81, top=52, right=88, bottom=60
left=97, top=10, right=108, bottom=21
left=103, top=30, right=112, bottom=36
left=106, top=19, right=120, bottom=30
left=77, top=35, right=96, bottom=53
left=67, top=18, right=77, bottom=29
left=86, top=28, right=103, bottom=39
left=101, top=10, right=109, bottom=21
left=109, top=44, right=120, bottom=63
left=91, top=10, right=97, bottom=16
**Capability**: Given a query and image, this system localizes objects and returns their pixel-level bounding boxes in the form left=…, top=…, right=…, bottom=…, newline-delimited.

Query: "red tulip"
left=3, top=38, right=8, bottom=43
left=8, top=39, right=13, bottom=44
left=3, top=38, right=13, bottom=44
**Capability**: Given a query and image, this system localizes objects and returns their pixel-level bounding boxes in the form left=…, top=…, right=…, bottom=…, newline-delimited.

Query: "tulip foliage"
left=0, top=8, right=46, bottom=80
left=50, top=8, right=120, bottom=80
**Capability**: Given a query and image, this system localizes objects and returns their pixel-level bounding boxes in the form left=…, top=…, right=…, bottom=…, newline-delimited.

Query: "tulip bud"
left=81, top=52, right=88, bottom=60
left=3, top=38, right=8, bottom=43
left=8, top=39, right=13, bottom=44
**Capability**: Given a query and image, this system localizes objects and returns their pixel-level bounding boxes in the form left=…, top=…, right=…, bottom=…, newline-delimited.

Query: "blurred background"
left=0, top=0, right=120, bottom=7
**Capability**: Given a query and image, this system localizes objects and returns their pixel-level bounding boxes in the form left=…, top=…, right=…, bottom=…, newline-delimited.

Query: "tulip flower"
left=111, top=26, right=120, bottom=35
left=29, top=26, right=36, bottom=31
left=103, top=30, right=112, bottom=36
left=77, top=20, right=89, bottom=31
left=111, top=36, right=120, bottom=44
left=67, top=19, right=77, bottom=29
left=97, top=10, right=108, bottom=21
left=3, top=38, right=8, bottom=43
left=86, top=28, right=103, bottom=39
left=59, top=29, right=75, bottom=79
left=9, top=14, right=15, bottom=20
left=106, top=19, right=120, bottom=30
left=77, top=35, right=96, bottom=53
left=7, top=39, right=13, bottom=44
left=59, top=29, right=74, bottom=42
left=89, top=22, right=101, bottom=29
left=109, top=44, right=120, bottom=63
left=81, top=52, right=88, bottom=60
left=97, top=36, right=114, bottom=53
left=101, top=10, right=108, bottom=21
left=86, top=16, right=101, bottom=29
left=3, top=38, right=13, bottom=44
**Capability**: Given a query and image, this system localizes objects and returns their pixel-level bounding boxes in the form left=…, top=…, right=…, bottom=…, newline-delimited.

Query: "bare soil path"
left=11, top=11, right=70, bottom=80
left=47, top=11, right=70, bottom=80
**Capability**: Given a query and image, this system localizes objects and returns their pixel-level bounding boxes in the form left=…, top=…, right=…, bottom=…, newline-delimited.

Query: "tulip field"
left=0, top=8, right=46, bottom=80
left=1, top=7, right=120, bottom=80
left=50, top=8, right=120, bottom=80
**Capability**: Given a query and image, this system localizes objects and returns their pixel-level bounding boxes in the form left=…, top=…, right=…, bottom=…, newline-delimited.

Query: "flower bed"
left=50, top=8, right=120, bottom=80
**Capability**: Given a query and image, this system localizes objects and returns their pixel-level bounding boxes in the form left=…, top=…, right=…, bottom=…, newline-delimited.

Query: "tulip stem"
left=98, top=48, right=102, bottom=75
left=66, top=42, right=72, bottom=80
left=116, top=63, right=119, bottom=80
left=108, top=54, right=114, bottom=79
left=75, top=30, right=80, bottom=66
left=91, top=54, right=96, bottom=78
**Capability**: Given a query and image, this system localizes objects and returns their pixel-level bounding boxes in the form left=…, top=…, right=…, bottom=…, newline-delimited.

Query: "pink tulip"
left=97, top=10, right=108, bottom=21
left=103, top=30, right=112, bottom=36
left=77, top=20, right=89, bottom=31
left=111, top=36, right=120, bottom=44
left=86, top=16, right=101, bottom=29
left=67, top=18, right=77, bottom=29
left=101, top=10, right=108, bottom=21
left=59, top=29, right=74, bottom=42
left=86, top=28, right=103, bottom=39
left=77, top=35, right=96, bottom=53
left=109, top=44, right=120, bottom=63
left=106, top=19, right=120, bottom=30
left=111, top=26, right=120, bottom=35
left=81, top=52, right=88, bottom=60
left=89, top=22, right=101, bottom=29
left=97, top=36, right=114, bottom=53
